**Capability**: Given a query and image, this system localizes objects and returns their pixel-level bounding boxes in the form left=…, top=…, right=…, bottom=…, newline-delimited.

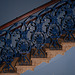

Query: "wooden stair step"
left=62, top=42, right=75, bottom=51
left=31, top=58, right=50, bottom=66
left=46, top=48, right=63, bottom=58
left=15, top=65, right=35, bottom=74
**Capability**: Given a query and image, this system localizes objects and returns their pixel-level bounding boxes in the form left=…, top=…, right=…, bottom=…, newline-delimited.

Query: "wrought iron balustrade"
left=0, top=0, right=75, bottom=73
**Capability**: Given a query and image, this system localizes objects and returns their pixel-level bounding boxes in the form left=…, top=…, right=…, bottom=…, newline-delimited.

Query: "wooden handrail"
left=0, top=0, right=61, bottom=30
left=0, top=0, right=67, bottom=37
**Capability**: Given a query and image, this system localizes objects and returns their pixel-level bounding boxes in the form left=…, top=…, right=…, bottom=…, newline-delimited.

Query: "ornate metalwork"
left=0, top=30, right=16, bottom=72
left=0, top=0, right=75, bottom=73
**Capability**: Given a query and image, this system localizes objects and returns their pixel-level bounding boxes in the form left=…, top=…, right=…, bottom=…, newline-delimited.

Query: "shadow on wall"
left=21, top=47, right=75, bottom=75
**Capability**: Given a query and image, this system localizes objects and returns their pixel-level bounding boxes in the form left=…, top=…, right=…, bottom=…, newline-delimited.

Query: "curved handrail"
left=0, top=0, right=61, bottom=30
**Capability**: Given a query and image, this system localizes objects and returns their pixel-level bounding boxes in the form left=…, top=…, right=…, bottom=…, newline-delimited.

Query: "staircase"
left=0, top=0, right=75, bottom=75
